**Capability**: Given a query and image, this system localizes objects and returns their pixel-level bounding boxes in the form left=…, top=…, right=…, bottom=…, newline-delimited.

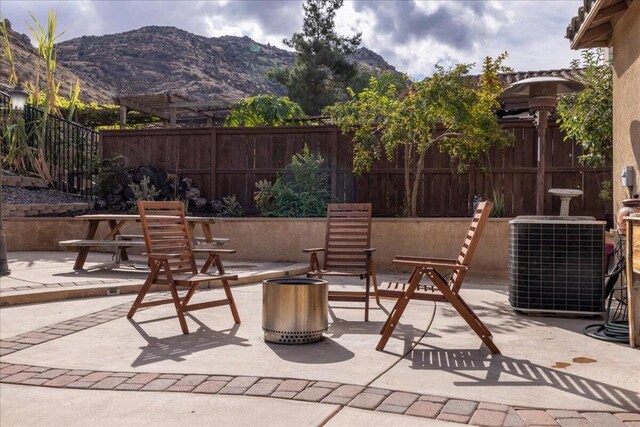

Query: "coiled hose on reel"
left=584, top=244, right=629, bottom=343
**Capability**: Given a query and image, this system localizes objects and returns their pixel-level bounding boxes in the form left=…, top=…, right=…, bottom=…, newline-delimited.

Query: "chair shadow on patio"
left=409, top=346, right=640, bottom=412
left=128, top=315, right=250, bottom=367
left=435, top=296, right=598, bottom=336
left=325, top=305, right=432, bottom=342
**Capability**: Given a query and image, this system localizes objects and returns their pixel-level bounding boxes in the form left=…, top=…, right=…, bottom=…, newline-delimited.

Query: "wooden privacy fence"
left=100, top=123, right=612, bottom=218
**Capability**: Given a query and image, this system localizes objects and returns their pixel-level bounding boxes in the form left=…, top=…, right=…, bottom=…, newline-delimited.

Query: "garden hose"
left=584, top=253, right=629, bottom=343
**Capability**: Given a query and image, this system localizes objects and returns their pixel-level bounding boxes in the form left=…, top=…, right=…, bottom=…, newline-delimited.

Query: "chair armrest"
left=364, top=248, right=376, bottom=254
left=392, top=259, right=468, bottom=270
left=394, top=255, right=457, bottom=263
left=144, top=253, right=184, bottom=260
left=302, top=248, right=325, bottom=253
left=193, top=248, right=236, bottom=254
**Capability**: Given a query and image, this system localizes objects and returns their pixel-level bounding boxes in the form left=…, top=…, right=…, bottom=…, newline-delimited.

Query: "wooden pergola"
left=113, top=93, right=230, bottom=127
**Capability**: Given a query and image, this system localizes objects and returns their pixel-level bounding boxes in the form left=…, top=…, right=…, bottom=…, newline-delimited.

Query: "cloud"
left=340, top=0, right=582, bottom=79
left=201, top=1, right=302, bottom=38
left=1, top=0, right=583, bottom=80
left=352, top=0, right=501, bottom=51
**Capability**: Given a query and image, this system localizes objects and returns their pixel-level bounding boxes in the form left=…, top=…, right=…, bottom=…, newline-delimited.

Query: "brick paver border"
left=1, top=301, right=639, bottom=426
left=0, top=278, right=138, bottom=294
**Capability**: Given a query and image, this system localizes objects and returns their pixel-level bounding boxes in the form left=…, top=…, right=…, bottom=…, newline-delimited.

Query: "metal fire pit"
left=262, top=278, right=328, bottom=344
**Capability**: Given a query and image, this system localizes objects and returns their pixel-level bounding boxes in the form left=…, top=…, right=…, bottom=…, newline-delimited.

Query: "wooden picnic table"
left=61, top=214, right=221, bottom=270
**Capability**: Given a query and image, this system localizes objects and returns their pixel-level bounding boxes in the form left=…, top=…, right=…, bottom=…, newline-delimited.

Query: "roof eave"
left=569, top=0, right=606, bottom=49
left=569, top=0, right=630, bottom=49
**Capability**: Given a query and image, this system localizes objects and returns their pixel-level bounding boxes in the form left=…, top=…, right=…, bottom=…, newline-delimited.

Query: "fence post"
left=210, top=126, right=218, bottom=199
left=330, top=126, right=338, bottom=200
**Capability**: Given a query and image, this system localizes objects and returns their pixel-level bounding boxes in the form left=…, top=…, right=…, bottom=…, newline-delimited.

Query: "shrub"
left=127, top=176, right=160, bottom=212
left=490, top=190, right=505, bottom=218
left=254, top=179, right=273, bottom=212
left=256, top=144, right=332, bottom=217
left=211, top=195, right=244, bottom=217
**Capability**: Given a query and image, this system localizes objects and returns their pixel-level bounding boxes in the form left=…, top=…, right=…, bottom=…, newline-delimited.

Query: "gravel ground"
left=2, top=185, right=89, bottom=205
left=0, top=185, right=220, bottom=217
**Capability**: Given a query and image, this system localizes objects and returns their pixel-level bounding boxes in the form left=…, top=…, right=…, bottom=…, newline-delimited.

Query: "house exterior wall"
left=612, top=1, right=640, bottom=211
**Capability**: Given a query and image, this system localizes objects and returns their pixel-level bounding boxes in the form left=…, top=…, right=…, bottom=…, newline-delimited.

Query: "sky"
left=1, top=0, right=584, bottom=79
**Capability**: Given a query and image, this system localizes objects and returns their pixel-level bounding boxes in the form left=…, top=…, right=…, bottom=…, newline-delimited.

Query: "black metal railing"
left=0, top=92, right=9, bottom=118
left=1, top=92, right=99, bottom=199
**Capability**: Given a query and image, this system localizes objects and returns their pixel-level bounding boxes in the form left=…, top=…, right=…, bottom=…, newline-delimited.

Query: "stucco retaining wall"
left=5, top=217, right=510, bottom=277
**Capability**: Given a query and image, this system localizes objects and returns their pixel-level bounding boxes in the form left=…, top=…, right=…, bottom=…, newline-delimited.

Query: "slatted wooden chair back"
left=450, top=201, right=493, bottom=293
left=323, top=203, right=372, bottom=271
left=375, top=200, right=498, bottom=353
left=138, top=201, right=198, bottom=276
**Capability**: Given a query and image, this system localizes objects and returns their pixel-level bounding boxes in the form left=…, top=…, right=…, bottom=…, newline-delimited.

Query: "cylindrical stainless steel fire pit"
left=262, top=278, right=328, bottom=344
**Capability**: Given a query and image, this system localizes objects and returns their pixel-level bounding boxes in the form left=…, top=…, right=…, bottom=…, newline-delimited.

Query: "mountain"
left=52, top=25, right=398, bottom=105
left=0, top=20, right=113, bottom=103
left=2, top=22, right=397, bottom=105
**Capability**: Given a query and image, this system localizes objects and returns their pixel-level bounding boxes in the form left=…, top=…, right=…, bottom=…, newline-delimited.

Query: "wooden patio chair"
left=127, top=201, right=240, bottom=334
left=376, top=201, right=500, bottom=354
left=304, top=203, right=380, bottom=321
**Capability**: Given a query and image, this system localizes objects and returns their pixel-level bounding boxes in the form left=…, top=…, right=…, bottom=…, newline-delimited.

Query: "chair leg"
left=181, top=284, right=199, bottom=307
left=451, top=294, right=500, bottom=354
left=364, top=270, right=370, bottom=322
left=371, top=260, right=380, bottom=305
left=168, top=281, right=189, bottom=334
left=376, top=268, right=424, bottom=351
left=127, top=262, right=160, bottom=319
left=162, top=262, right=189, bottom=334
left=457, top=295, right=493, bottom=337
left=221, top=279, right=241, bottom=324
left=427, top=270, right=500, bottom=354
left=379, top=266, right=422, bottom=334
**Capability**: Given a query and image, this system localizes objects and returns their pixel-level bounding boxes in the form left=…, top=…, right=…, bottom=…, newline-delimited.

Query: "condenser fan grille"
left=508, top=217, right=605, bottom=314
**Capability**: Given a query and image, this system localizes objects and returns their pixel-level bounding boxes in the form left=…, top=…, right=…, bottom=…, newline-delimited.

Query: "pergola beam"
left=113, top=93, right=230, bottom=127
left=161, top=101, right=229, bottom=109
left=113, top=97, right=171, bottom=120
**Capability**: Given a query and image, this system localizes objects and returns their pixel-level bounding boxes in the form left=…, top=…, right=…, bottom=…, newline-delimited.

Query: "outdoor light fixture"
left=0, top=84, right=28, bottom=276
left=502, top=76, right=584, bottom=215
left=8, top=84, right=28, bottom=111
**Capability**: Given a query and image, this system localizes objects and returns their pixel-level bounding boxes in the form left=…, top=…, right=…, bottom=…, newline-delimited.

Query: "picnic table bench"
left=59, top=214, right=226, bottom=270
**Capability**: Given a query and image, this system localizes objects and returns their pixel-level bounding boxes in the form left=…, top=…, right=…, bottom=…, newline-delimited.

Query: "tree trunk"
left=404, top=143, right=412, bottom=216
left=410, top=148, right=427, bottom=217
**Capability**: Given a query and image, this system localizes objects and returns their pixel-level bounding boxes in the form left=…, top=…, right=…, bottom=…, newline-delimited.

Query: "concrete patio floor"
left=0, top=251, right=638, bottom=426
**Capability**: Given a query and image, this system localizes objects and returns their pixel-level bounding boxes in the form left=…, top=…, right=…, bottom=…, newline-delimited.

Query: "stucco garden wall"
left=612, top=0, right=640, bottom=212
left=5, top=217, right=510, bottom=277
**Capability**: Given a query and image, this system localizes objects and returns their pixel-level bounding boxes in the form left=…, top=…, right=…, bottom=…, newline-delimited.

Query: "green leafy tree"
left=327, top=53, right=512, bottom=217
left=224, top=95, right=305, bottom=127
left=557, top=49, right=612, bottom=167
left=270, top=0, right=361, bottom=115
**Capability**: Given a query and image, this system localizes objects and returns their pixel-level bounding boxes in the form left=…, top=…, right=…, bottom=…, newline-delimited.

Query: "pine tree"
left=270, top=0, right=361, bottom=115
